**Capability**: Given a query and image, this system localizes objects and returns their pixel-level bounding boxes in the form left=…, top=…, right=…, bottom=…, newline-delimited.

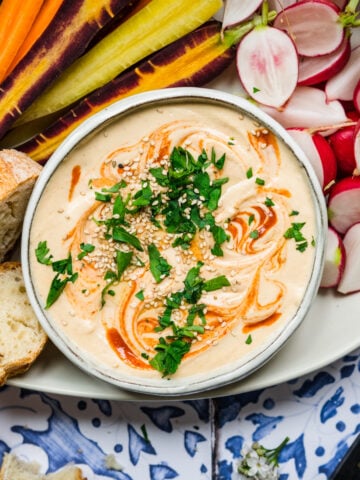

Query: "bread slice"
left=0, top=453, right=86, bottom=480
left=0, top=262, right=47, bottom=385
left=0, top=148, right=42, bottom=262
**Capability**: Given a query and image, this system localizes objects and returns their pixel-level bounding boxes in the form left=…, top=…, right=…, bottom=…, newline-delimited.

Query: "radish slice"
left=320, top=226, right=346, bottom=288
left=354, top=78, right=360, bottom=114
left=337, top=222, right=360, bottom=294
left=287, top=128, right=337, bottom=189
left=260, top=86, right=348, bottom=129
left=222, top=0, right=263, bottom=29
left=325, top=46, right=360, bottom=101
left=236, top=25, right=298, bottom=108
left=273, top=0, right=343, bottom=57
left=298, top=36, right=351, bottom=86
left=268, top=0, right=297, bottom=12
left=328, top=176, right=360, bottom=234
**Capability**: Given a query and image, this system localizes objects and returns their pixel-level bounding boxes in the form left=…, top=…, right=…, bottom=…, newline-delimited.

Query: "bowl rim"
left=21, top=86, right=328, bottom=396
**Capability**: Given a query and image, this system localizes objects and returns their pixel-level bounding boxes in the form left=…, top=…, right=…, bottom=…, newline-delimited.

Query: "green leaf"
left=77, top=242, right=95, bottom=260
left=148, top=243, right=172, bottom=283
left=112, top=226, right=143, bottom=251
left=101, top=180, right=126, bottom=193
left=255, top=177, right=265, bottom=186
left=135, top=290, right=145, bottom=301
left=35, top=241, right=53, bottom=265
left=149, top=337, right=191, bottom=376
left=250, top=230, right=259, bottom=239
left=246, top=167, right=253, bottom=179
left=95, top=191, right=112, bottom=202
left=203, top=275, right=230, bottom=292
left=115, top=250, right=133, bottom=278
left=245, top=334, right=252, bottom=344
left=45, top=272, right=78, bottom=309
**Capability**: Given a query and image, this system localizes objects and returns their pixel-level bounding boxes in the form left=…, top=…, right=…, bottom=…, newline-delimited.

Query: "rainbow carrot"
left=0, top=0, right=45, bottom=83
left=4, top=0, right=65, bottom=77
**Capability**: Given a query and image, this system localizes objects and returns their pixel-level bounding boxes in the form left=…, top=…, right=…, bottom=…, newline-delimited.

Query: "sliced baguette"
left=0, top=453, right=86, bottom=480
left=0, top=262, right=47, bottom=385
left=0, top=148, right=42, bottom=262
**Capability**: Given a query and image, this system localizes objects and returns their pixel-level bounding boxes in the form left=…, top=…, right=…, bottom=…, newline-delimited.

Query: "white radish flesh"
left=325, top=46, right=360, bottom=101
left=260, top=86, right=348, bottom=129
left=222, top=0, right=263, bottom=29
left=268, top=0, right=298, bottom=12
left=298, top=36, right=351, bottom=86
left=337, top=222, right=360, bottom=294
left=320, top=226, right=346, bottom=288
left=287, top=128, right=337, bottom=189
left=273, top=0, right=343, bottom=57
left=236, top=25, right=298, bottom=108
left=328, top=176, right=360, bottom=234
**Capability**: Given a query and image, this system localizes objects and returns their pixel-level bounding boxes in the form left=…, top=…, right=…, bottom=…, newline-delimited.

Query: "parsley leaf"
left=77, top=243, right=95, bottom=260
left=149, top=337, right=191, bottom=377
left=148, top=243, right=172, bottom=283
left=35, top=241, right=53, bottom=265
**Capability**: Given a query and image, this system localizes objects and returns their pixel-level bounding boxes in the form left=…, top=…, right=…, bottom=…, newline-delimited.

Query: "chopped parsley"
left=77, top=242, right=95, bottom=260
left=148, top=243, right=172, bottom=283
left=245, top=334, right=252, bottom=345
left=284, top=222, right=309, bottom=252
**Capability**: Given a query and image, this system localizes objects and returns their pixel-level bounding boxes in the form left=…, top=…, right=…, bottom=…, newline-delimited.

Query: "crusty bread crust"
left=0, top=453, right=87, bottom=480
left=0, top=149, right=42, bottom=262
left=0, top=262, right=47, bottom=386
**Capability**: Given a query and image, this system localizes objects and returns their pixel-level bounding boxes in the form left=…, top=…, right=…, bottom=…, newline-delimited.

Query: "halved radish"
left=354, top=78, right=360, bottom=114
left=260, top=86, right=348, bottom=129
left=325, top=46, right=360, bottom=101
left=298, top=36, right=351, bottom=86
left=337, top=222, right=360, bottom=294
left=236, top=25, right=298, bottom=108
left=222, top=0, right=263, bottom=29
left=327, top=176, right=360, bottom=234
left=287, top=128, right=337, bottom=189
left=320, top=226, right=346, bottom=288
left=273, top=0, right=343, bottom=57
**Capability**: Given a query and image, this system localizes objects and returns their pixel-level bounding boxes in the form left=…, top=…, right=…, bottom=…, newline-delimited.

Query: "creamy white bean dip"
left=29, top=101, right=317, bottom=381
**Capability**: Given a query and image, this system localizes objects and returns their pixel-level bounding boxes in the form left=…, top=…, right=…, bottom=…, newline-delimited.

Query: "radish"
left=354, top=78, right=360, bottom=114
left=287, top=128, right=337, bottom=189
left=337, top=222, right=360, bottom=294
left=268, top=0, right=298, bottom=12
left=355, top=119, right=360, bottom=172
left=273, top=0, right=344, bottom=57
left=327, top=176, right=360, bottom=234
left=325, top=45, right=360, bottom=101
left=320, top=226, right=346, bottom=288
left=298, top=36, right=351, bottom=86
left=260, top=86, right=348, bottom=129
left=328, top=113, right=359, bottom=177
left=236, top=24, right=298, bottom=107
left=222, top=0, right=263, bottom=29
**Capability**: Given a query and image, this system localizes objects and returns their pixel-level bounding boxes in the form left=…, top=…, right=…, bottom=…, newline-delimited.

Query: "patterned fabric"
left=1, top=347, right=360, bottom=479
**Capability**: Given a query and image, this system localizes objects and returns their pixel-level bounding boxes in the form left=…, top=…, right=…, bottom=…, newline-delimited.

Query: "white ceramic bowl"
left=21, top=87, right=327, bottom=396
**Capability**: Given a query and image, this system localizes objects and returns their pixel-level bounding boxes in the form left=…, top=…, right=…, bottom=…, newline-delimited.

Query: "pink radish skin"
left=328, top=176, right=360, bottom=234
left=354, top=78, right=360, bottom=114
left=320, top=226, right=346, bottom=288
left=268, top=0, right=297, bottom=12
left=236, top=25, right=298, bottom=108
left=222, top=0, right=263, bottom=29
left=273, top=0, right=343, bottom=57
left=298, top=36, right=351, bottom=86
left=325, top=46, right=360, bottom=101
left=287, top=128, right=337, bottom=189
left=354, top=120, right=360, bottom=173
left=328, top=123, right=358, bottom=177
left=337, top=222, right=360, bottom=294
left=260, top=86, right=348, bottom=130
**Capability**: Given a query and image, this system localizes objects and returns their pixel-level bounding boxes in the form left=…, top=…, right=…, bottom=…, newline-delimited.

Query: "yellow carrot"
left=4, top=0, right=64, bottom=77
left=0, top=0, right=45, bottom=83
left=17, top=0, right=223, bottom=124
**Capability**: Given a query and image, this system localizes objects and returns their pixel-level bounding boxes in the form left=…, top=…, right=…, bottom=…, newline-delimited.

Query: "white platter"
left=7, top=65, right=360, bottom=400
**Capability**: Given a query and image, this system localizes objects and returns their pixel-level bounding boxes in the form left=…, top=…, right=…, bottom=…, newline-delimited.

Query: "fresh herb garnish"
left=250, top=230, right=259, bottom=239
left=245, top=334, right=252, bottom=345
left=148, top=243, right=172, bottom=283
left=135, top=290, right=145, bottom=301
left=35, top=242, right=78, bottom=309
left=284, top=222, right=309, bottom=252
left=255, top=177, right=265, bottom=186
left=77, top=242, right=95, bottom=260
left=265, top=197, right=275, bottom=207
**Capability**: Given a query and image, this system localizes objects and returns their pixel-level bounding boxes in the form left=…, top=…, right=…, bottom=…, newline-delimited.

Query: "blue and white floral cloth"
left=1, top=347, right=359, bottom=479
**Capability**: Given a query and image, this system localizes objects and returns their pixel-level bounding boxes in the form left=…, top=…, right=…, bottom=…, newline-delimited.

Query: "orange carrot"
left=5, top=0, right=64, bottom=77
left=0, top=0, right=45, bottom=83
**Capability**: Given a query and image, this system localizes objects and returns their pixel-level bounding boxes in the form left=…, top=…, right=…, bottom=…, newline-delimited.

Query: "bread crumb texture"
left=0, top=262, right=47, bottom=385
